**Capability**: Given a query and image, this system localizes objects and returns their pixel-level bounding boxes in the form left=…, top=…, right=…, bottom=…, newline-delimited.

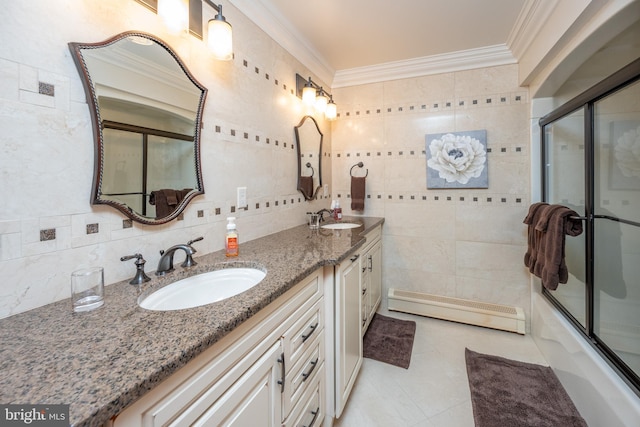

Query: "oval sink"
left=321, top=222, right=361, bottom=230
left=139, top=268, right=266, bottom=311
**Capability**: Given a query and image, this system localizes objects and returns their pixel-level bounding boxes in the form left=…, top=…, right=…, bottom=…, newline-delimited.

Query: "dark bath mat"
left=465, top=348, right=588, bottom=427
left=363, top=313, right=416, bottom=369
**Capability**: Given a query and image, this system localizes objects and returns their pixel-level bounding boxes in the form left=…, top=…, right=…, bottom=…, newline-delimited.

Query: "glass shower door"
left=543, top=109, right=588, bottom=327
left=593, top=80, right=640, bottom=377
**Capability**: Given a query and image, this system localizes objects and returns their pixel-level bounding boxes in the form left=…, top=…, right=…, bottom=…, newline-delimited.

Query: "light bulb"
left=325, top=99, right=337, bottom=120
left=315, top=90, right=328, bottom=113
left=157, top=0, right=188, bottom=34
left=302, top=80, right=316, bottom=107
left=208, top=17, right=233, bottom=60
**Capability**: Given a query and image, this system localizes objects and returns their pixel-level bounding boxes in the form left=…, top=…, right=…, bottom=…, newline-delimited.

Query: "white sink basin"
left=321, top=222, right=361, bottom=230
left=139, top=268, right=266, bottom=311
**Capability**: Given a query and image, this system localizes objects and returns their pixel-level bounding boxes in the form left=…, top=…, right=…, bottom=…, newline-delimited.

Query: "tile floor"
left=333, top=308, right=548, bottom=427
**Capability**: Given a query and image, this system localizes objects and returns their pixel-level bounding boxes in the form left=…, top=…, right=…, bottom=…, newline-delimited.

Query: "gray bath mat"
left=363, top=314, right=416, bottom=369
left=465, top=348, right=587, bottom=427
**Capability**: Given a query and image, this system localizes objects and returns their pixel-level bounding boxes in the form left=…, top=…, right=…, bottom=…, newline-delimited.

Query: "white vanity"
left=111, top=223, right=383, bottom=427
left=112, top=269, right=325, bottom=426
left=0, top=218, right=383, bottom=427
left=325, top=224, right=382, bottom=421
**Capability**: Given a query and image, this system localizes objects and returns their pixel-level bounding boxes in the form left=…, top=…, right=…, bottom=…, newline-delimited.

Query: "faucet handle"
left=187, top=236, right=204, bottom=246
left=120, top=253, right=151, bottom=285
left=182, top=237, right=203, bottom=268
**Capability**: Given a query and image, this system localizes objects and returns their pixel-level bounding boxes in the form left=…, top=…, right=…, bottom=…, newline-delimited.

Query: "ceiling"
left=230, top=0, right=528, bottom=86
left=263, top=0, right=526, bottom=70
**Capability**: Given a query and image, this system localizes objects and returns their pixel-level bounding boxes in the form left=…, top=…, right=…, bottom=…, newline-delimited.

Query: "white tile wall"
left=0, top=0, right=331, bottom=318
left=332, top=64, right=532, bottom=328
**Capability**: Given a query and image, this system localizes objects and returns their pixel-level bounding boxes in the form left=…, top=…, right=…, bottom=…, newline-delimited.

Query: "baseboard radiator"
left=388, top=288, right=525, bottom=334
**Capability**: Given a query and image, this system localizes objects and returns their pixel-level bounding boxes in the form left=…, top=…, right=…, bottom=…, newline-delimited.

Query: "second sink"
left=139, top=267, right=266, bottom=311
left=321, top=222, right=361, bottom=230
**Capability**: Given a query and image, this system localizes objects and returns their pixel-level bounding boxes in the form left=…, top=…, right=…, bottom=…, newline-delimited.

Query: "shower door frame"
left=539, top=57, right=640, bottom=395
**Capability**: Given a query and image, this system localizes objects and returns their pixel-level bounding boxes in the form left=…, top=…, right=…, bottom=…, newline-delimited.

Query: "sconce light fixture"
left=149, top=0, right=233, bottom=60
left=296, top=73, right=337, bottom=120
left=206, top=2, right=233, bottom=60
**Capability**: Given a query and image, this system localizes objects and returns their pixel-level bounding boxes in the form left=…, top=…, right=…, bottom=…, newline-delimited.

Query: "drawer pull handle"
left=350, top=254, right=360, bottom=262
left=277, top=353, right=285, bottom=393
left=368, top=255, right=373, bottom=272
left=304, top=407, right=320, bottom=427
left=301, top=358, right=319, bottom=382
left=301, top=323, right=319, bottom=343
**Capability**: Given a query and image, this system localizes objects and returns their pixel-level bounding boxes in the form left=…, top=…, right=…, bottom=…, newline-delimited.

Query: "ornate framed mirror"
left=69, top=31, right=207, bottom=224
left=295, top=115, right=323, bottom=200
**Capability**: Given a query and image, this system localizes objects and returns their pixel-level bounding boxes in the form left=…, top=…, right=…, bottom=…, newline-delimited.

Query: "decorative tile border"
left=335, top=91, right=529, bottom=120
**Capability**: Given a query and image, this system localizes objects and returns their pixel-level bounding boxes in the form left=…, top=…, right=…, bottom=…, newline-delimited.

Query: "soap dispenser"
left=225, top=217, right=239, bottom=257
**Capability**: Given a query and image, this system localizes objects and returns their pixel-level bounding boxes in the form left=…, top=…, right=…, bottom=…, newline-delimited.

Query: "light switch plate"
left=237, top=187, right=247, bottom=208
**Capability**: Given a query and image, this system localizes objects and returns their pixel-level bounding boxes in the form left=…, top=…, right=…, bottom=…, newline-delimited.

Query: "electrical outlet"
left=237, top=187, right=247, bottom=209
left=323, top=184, right=329, bottom=198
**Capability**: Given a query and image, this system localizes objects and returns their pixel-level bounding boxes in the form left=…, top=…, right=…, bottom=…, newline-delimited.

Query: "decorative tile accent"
left=231, top=206, right=236, bottom=213
left=86, top=223, right=99, bottom=234
left=215, top=208, right=221, bottom=215
left=38, top=82, right=55, bottom=97
left=197, top=210, right=204, bottom=218
left=122, top=219, right=133, bottom=229
left=177, top=213, right=184, bottom=221
left=40, top=229, right=55, bottom=241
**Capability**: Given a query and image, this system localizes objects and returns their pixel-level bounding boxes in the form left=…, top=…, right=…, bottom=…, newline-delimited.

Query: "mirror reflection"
left=295, top=116, right=323, bottom=200
left=69, top=32, right=207, bottom=224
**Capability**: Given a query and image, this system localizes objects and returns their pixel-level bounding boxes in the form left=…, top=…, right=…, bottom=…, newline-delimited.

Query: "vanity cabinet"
left=361, top=226, right=382, bottom=335
left=333, top=252, right=362, bottom=419
left=327, top=224, right=383, bottom=422
left=112, top=269, right=324, bottom=427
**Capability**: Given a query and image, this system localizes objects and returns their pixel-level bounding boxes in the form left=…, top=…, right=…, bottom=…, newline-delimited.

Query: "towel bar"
left=350, top=162, right=368, bottom=177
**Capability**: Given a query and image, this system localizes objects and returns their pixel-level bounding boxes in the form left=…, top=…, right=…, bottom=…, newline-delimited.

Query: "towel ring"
left=305, top=162, right=315, bottom=178
left=350, top=162, right=368, bottom=177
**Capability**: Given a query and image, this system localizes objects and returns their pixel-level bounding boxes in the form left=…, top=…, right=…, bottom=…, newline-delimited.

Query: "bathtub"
left=531, top=291, right=640, bottom=427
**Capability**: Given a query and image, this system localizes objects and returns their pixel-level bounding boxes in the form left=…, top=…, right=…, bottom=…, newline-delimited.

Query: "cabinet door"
left=368, top=240, right=382, bottom=320
left=190, top=341, right=282, bottom=427
left=335, top=254, right=362, bottom=418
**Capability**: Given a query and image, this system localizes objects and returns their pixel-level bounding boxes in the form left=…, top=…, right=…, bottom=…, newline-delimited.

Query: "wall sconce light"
left=296, top=74, right=337, bottom=120
left=205, top=1, right=233, bottom=60
left=144, top=0, right=233, bottom=60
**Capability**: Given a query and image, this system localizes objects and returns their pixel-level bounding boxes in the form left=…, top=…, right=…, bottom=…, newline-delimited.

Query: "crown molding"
left=332, top=45, right=517, bottom=88
left=228, top=0, right=335, bottom=86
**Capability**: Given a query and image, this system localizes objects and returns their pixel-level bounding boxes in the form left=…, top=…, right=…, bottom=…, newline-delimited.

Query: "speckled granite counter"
left=0, top=216, right=383, bottom=427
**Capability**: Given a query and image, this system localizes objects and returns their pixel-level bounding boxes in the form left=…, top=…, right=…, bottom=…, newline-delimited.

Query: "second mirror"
left=295, top=115, right=323, bottom=200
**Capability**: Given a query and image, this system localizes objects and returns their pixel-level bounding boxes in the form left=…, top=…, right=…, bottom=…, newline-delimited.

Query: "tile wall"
left=331, top=65, right=533, bottom=326
left=0, top=0, right=331, bottom=318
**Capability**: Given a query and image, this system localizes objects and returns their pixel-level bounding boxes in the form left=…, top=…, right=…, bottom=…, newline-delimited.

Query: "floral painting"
left=426, top=130, right=488, bottom=189
left=610, top=121, right=640, bottom=190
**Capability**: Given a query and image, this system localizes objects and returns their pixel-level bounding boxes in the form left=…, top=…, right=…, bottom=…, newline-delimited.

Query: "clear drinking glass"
left=308, top=213, right=320, bottom=229
left=71, top=267, right=105, bottom=312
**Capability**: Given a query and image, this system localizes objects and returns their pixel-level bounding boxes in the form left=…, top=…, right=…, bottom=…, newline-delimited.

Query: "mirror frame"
left=294, top=115, right=323, bottom=200
left=69, top=31, right=207, bottom=225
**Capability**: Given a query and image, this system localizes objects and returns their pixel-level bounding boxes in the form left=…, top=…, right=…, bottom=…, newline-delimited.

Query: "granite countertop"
left=0, top=216, right=383, bottom=427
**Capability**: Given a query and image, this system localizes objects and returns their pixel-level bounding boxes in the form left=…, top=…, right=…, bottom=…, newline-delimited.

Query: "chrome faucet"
left=315, top=208, right=333, bottom=222
left=156, top=237, right=203, bottom=276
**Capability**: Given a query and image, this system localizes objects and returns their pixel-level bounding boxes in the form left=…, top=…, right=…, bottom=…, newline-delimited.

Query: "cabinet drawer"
left=283, top=363, right=325, bottom=427
left=282, top=329, right=324, bottom=418
left=282, top=299, right=324, bottom=368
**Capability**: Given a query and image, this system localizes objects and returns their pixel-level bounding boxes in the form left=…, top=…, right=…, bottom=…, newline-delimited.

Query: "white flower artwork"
left=609, top=121, right=640, bottom=190
left=614, top=125, right=640, bottom=178
left=426, top=130, right=488, bottom=189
